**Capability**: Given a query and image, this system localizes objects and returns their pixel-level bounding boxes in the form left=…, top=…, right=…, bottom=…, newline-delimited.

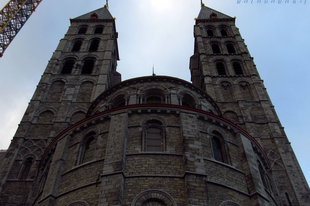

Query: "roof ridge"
left=73, top=7, right=113, bottom=20
left=197, top=6, right=233, bottom=20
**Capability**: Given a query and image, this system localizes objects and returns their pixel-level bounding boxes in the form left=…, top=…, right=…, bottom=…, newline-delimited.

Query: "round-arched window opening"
left=111, top=95, right=126, bottom=108
left=94, top=26, right=104, bottom=34
left=131, top=190, right=177, bottom=206
left=145, top=89, right=165, bottom=104
left=221, top=29, right=228, bottom=37
left=212, top=44, right=221, bottom=54
left=207, top=29, right=214, bottom=37
left=145, top=120, right=163, bottom=152
left=61, top=59, right=75, bottom=74
left=78, top=26, right=87, bottom=34
left=210, top=12, right=217, bottom=18
left=81, top=58, right=95, bottom=74
left=181, top=94, right=195, bottom=108
left=91, top=13, right=98, bottom=19
left=226, top=43, right=236, bottom=54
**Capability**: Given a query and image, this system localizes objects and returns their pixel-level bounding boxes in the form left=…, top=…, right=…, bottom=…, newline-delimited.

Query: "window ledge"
left=204, top=158, right=244, bottom=174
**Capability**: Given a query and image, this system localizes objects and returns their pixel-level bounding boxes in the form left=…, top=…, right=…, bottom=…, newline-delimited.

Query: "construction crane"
left=0, top=0, right=42, bottom=57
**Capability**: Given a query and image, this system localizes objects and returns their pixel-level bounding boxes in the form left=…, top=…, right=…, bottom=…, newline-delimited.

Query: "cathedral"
left=0, top=5, right=309, bottom=206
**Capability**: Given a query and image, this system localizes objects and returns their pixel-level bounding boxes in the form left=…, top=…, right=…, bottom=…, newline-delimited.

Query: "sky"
left=0, top=0, right=309, bottom=185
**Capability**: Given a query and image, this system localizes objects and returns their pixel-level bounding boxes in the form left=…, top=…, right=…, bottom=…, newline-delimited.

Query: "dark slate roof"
left=197, top=6, right=232, bottom=19
left=74, top=7, right=113, bottom=20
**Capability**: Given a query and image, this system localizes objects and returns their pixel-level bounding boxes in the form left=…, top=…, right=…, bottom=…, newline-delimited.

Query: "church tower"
left=0, top=6, right=121, bottom=205
left=0, top=4, right=309, bottom=206
left=190, top=5, right=310, bottom=205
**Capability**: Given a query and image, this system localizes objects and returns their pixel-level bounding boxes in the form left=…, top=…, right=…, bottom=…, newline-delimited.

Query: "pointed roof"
left=197, top=6, right=232, bottom=20
left=74, top=6, right=113, bottom=20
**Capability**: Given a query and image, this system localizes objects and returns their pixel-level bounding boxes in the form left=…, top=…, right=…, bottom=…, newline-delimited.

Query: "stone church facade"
left=0, top=5, right=309, bottom=206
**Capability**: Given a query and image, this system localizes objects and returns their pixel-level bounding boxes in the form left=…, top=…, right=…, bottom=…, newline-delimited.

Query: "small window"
left=78, top=27, right=87, bottom=34
left=226, top=43, right=236, bottom=53
left=89, top=39, right=100, bottom=52
left=71, top=40, right=82, bottom=52
left=20, top=158, right=33, bottom=180
left=207, top=29, right=214, bottom=37
left=81, top=59, right=95, bottom=74
left=61, top=59, right=75, bottom=74
left=233, top=62, right=243, bottom=75
left=211, top=131, right=228, bottom=163
left=221, top=29, right=228, bottom=37
left=212, top=44, right=221, bottom=54
left=210, top=12, right=217, bottom=19
left=145, top=89, right=165, bottom=104
left=212, top=137, right=223, bottom=162
left=91, top=13, right=98, bottom=19
left=81, top=134, right=96, bottom=164
left=144, top=120, right=164, bottom=152
left=216, top=62, right=226, bottom=75
left=111, top=95, right=126, bottom=108
left=181, top=93, right=195, bottom=108
left=94, top=26, right=104, bottom=34
left=146, top=127, right=162, bottom=151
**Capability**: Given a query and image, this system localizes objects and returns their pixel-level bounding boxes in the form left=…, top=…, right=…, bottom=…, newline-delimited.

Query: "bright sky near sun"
left=0, top=0, right=309, bottom=185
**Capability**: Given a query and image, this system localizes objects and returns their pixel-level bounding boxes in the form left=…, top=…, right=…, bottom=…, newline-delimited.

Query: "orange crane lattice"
left=0, top=0, right=42, bottom=57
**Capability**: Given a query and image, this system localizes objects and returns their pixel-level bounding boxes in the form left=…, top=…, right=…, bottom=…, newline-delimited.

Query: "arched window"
left=221, top=29, right=228, bottom=37
left=94, top=26, right=104, bottom=34
left=111, top=95, right=126, bottom=108
left=212, top=137, right=223, bottom=162
left=61, top=59, right=75, bottom=74
left=81, top=134, right=96, bottom=164
left=81, top=58, right=95, bottom=74
left=207, top=29, right=214, bottom=37
left=181, top=93, right=195, bottom=108
left=211, top=131, right=226, bottom=163
left=233, top=62, right=243, bottom=75
left=38, top=110, right=54, bottom=124
left=20, top=157, right=33, bottom=180
left=132, top=190, right=177, bottom=206
left=145, top=89, right=165, bottom=104
left=71, top=40, right=82, bottom=52
left=78, top=26, right=87, bottom=34
left=212, top=44, right=221, bottom=54
left=226, top=43, right=236, bottom=53
left=143, top=120, right=165, bottom=152
left=89, top=39, right=100, bottom=51
left=91, top=13, right=98, bottom=19
left=210, top=12, right=217, bottom=19
left=216, top=62, right=226, bottom=75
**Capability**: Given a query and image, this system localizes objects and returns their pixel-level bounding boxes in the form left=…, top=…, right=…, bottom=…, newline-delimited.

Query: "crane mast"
left=0, top=0, right=42, bottom=57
